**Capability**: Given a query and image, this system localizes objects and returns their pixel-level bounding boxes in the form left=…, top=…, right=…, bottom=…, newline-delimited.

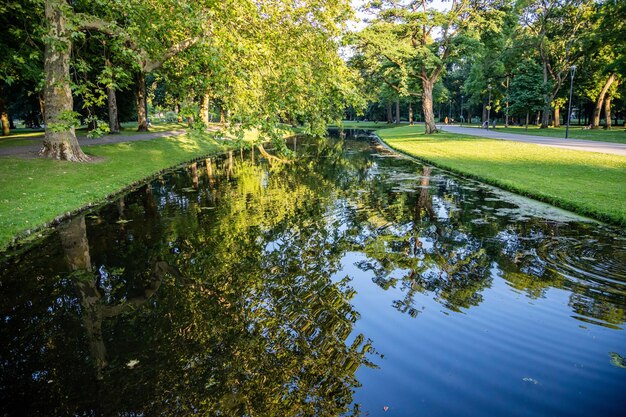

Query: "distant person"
left=492, top=119, right=496, bottom=129
left=482, top=120, right=488, bottom=129
left=444, top=116, right=449, bottom=125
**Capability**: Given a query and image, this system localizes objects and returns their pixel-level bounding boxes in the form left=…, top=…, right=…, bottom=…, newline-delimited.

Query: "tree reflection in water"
left=1, top=132, right=625, bottom=416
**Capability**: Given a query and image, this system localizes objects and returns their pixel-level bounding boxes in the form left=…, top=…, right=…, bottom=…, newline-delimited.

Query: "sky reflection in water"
left=1, top=130, right=625, bottom=416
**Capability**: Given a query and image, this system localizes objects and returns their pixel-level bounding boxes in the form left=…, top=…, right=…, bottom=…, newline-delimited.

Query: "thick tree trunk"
left=604, top=95, right=612, bottom=130
left=554, top=107, right=560, bottom=127
left=386, top=102, right=392, bottom=123
left=200, top=91, right=210, bottom=128
left=0, top=96, right=9, bottom=135
left=105, top=58, right=120, bottom=134
left=592, top=73, right=615, bottom=129
left=395, top=99, right=400, bottom=124
left=8, top=114, right=15, bottom=129
left=41, top=0, right=90, bottom=162
left=422, top=79, right=437, bottom=133
left=1, top=112, right=9, bottom=136
left=107, top=86, right=120, bottom=133
left=136, top=72, right=148, bottom=131
left=409, top=104, right=413, bottom=125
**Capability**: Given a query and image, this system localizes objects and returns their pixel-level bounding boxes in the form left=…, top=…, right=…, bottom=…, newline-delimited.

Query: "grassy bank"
left=377, top=125, right=626, bottom=226
left=0, top=132, right=239, bottom=250
left=460, top=124, right=626, bottom=144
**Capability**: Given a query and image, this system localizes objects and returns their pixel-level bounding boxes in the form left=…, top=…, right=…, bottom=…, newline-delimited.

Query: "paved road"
left=440, top=125, right=626, bottom=157
left=0, top=130, right=187, bottom=157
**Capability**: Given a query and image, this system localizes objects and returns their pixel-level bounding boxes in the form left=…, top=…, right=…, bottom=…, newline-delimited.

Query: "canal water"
left=1, top=130, right=625, bottom=416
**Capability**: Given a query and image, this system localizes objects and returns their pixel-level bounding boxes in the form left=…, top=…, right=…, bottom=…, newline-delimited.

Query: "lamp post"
left=487, top=85, right=492, bottom=130
left=565, top=65, right=577, bottom=139
left=460, top=95, right=464, bottom=126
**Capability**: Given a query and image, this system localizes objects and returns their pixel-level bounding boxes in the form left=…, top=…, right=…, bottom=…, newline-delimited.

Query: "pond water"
left=1, top=130, right=625, bottom=416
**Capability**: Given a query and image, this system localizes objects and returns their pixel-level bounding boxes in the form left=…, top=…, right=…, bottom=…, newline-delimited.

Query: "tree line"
left=1, top=1, right=624, bottom=163
left=0, top=0, right=361, bottom=161
left=350, top=0, right=625, bottom=133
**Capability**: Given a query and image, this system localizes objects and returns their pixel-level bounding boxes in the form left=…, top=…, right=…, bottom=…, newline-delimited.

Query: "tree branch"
left=142, top=37, right=201, bottom=72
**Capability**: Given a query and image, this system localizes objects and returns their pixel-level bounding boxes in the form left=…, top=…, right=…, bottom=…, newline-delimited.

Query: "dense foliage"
left=350, top=0, right=625, bottom=133
left=1, top=0, right=362, bottom=160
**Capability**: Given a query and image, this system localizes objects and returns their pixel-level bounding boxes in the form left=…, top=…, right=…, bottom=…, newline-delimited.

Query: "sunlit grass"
left=0, top=132, right=245, bottom=250
left=461, top=124, right=626, bottom=144
left=377, top=125, right=626, bottom=225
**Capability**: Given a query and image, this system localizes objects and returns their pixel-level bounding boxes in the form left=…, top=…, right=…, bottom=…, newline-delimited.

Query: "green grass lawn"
left=463, top=124, right=626, bottom=144
left=377, top=125, right=626, bottom=226
left=0, top=132, right=239, bottom=250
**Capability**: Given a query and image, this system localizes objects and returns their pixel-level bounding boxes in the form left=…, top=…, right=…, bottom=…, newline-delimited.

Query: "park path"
left=0, top=130, right=187, bottom=157
left=441, top=125, right=626, bottom=157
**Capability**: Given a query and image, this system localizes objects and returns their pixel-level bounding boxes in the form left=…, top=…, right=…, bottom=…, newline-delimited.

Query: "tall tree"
left=362, top=0, right=499, bottom=133
left=519, top=0, right=594, bottom=128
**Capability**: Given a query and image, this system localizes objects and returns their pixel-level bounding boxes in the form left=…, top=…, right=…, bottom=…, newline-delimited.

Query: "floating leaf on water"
left=200, top=206, right=216, bottom=210
left=609, top=352, right=626, bottom=369
left=126, top=359, right=140, bottom=369
left=87, top=215, right=100, bottom=220
left=522, top=377, right=539, bottom=385
left=116, top=219, right=132, bottom=224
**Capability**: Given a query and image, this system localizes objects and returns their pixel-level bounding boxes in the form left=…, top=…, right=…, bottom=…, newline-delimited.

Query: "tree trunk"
left=482, top=103, right=487, bottom=124
left=421, top=79, right=437, bottom=133
left=409, top=104, right=413, bottom=125
left=592, top=73, right=615, bottom=129
left=200, top=91, right=210, bottom=128
left=386, top=102, right=392, bottom=123
left=41, top=0, right=90, bottom=161
left=1, top=112, right=9, bottom=136
left=554, top=106, right=560, bottom=127
left=136, top=71, right=148, bottom=131
left=105, top=57, right=120, bottom=134
left=541, top=61, right=551, bottom=128
left=107, top=86, right=120, bottom=133
left=604, top=95, right=612, bottom=130
left=8, top=114, right=15, bottom=129
left=0, top=96, right=9, bottom=135
left=395, top=99, right=400, bottom=124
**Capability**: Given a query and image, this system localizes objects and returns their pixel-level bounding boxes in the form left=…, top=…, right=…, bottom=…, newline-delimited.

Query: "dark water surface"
left=1, top=131, right=625, bottom=416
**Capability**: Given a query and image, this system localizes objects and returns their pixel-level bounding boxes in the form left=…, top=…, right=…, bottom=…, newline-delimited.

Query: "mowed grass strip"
left=0, top=133, right=234, bottom=250
left=466, top=125, right=626, bottom=144
left=377, top=125, right=626, bottom=225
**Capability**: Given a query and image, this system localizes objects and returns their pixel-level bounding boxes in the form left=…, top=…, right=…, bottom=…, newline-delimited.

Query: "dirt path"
left=0, top=130, right=187, bottom=157
left=441, top=125, right=626, bottom=157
